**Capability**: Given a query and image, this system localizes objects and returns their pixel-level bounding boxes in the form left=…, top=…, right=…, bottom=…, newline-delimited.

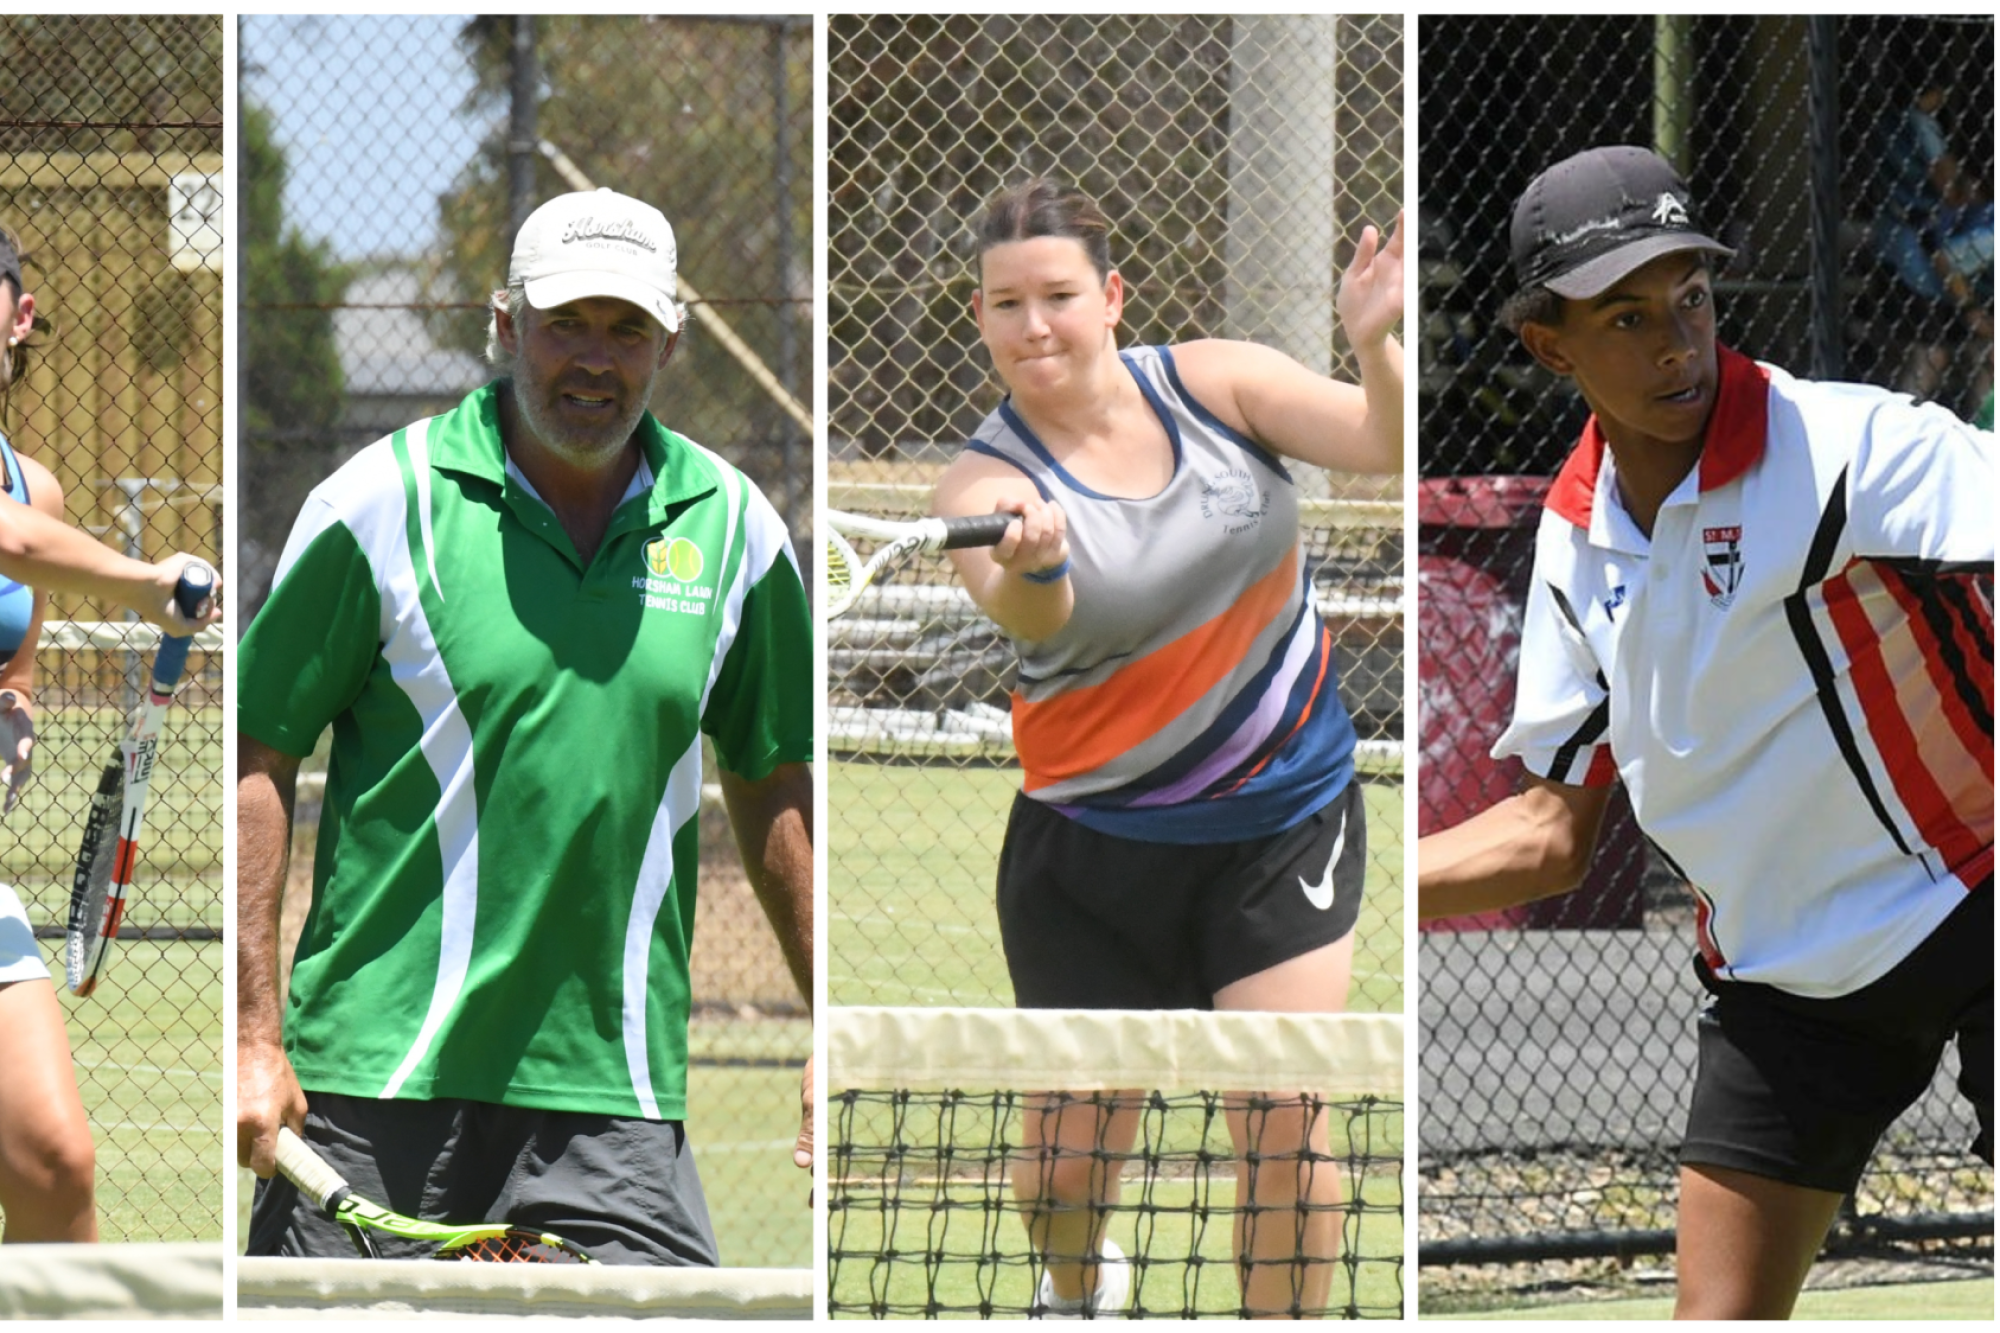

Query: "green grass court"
left=60, top=938, right=221, bottom=1243
left=688, top=1019, right=813, bottom=1268
left=829, top=759, right=1404, bottom=1013
left=1427, top=1278, right=1993, bottom=1320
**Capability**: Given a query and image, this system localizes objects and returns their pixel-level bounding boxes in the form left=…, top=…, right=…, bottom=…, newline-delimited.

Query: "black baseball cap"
left=1509, top=145, right=1733, bottom=299
left=0, top=232, right=20, bottom=295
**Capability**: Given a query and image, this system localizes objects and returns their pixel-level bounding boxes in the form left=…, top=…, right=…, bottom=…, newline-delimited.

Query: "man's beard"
left=509, top=357, right=659, bottom=469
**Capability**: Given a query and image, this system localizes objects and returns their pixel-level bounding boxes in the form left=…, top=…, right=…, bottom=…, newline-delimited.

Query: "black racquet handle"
left=939, top=513, right=1017, bottom=550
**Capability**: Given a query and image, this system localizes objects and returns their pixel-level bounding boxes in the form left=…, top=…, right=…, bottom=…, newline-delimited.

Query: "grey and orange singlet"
left=966, top=344, right=1356, bottom=844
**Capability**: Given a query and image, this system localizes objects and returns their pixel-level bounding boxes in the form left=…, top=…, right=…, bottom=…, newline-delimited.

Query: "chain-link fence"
left=1418, top=14, right=1993, bottom=1270
left=0, top=15, right=222, bottom=1243
left=827, top=13, right=1405, bottom=1018
left=238, top=14, right=811, bottom=1269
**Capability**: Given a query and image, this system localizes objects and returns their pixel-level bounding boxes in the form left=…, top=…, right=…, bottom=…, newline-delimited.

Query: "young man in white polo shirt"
left=1418, top=146, right=1992, bottom=1319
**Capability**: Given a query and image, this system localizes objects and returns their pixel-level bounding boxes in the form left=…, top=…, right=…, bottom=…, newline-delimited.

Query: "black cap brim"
left=1545, top=232, right=1735, bottom=299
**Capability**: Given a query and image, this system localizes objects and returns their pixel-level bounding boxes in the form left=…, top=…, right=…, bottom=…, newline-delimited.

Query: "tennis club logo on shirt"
left=1200, top=469, right=1270, bottom=535
left=634, top=537, right=711, bottom=615
left=1701, top=525, right=1743, bottom=609
left=645, top=536, right=704, bottom=583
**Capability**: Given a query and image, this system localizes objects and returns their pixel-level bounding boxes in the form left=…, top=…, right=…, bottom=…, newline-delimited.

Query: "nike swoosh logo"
left=1298, top=805, right=1348, bottom=910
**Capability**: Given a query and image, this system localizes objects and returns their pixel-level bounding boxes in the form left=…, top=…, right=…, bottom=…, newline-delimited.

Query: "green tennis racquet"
left=275, top=1126, right=596, bottom=1263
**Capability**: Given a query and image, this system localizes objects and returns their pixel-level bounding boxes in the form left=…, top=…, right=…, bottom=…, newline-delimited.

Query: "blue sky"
left=241, top=15, right=486, bottom=263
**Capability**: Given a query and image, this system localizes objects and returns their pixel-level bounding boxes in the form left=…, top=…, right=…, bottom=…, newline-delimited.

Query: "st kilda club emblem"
left=1702, top=525, right=1743, bottom=609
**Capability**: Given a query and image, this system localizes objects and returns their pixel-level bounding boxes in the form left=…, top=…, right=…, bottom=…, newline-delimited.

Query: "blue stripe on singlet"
left=1057, top=623, right=1357, bottom=842
left=1075, top=582, right=1319, bottom=803
left=995, top=354, right=1186, bottom=502
left=962, top=440, right=1054, bottom=501
left=1156, top=345, right=1292, bottom=481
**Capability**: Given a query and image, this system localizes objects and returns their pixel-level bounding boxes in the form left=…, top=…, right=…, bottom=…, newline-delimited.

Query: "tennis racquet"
left=825, top=509, right=1013, bottom=618
left=65, top=562, right=216, bottom=997
left=275, top=1126, right=596, bottom=1263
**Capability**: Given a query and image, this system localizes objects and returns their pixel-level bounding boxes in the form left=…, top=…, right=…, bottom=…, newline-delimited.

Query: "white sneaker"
left=1034, top=1237, right=1130, bottom=1319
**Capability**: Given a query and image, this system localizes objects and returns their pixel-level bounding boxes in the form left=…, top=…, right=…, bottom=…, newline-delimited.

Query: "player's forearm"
left=0, top=493, right=166, bottom=610
left=236, top=742, right=301, bottom=1048
left=1416, top=791, right=1591, bottom=921
left=969, top=566, right=1074, bottom=643
left=1349, top=334, right=1404, bottom=474
left=722, top=763, right=815, bottom=1009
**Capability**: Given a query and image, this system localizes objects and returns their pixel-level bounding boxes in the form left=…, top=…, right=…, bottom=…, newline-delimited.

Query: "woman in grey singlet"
left=0, top=225, right=222, bottom=1242
left=934, top=180, right=1403, bottom=1316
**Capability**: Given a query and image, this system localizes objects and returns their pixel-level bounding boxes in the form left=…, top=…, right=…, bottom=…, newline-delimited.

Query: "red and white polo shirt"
left=1494, top=346, right=1993, bottom=997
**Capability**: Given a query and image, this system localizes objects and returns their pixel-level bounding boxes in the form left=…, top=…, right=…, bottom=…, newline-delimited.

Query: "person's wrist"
left=1019, top=557, right=1071, bottom=585
left=238, top=1024, right=286, bottom=1053
left=1352, top=324, right=1400, bottom=354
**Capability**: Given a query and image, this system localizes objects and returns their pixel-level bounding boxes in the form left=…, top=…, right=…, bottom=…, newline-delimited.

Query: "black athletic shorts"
left=1681, top=885, right=1993, bottom=1195
left=247, top=1092, right=720, bottom=1266
left=997, top=780, right=1366, bottom=1009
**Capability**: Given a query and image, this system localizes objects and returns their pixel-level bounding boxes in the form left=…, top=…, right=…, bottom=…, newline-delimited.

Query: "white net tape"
left=236, top=1258, right=811, bottom=1321
left=0, top=1242, right=223, bottom=1319
left=831, top=1007, right=1404, bottom=1095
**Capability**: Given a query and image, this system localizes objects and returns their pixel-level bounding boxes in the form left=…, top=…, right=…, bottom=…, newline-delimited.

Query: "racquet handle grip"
left=151, top=561, right=216, bottom=691
left=940, top=513, right=1017, bottom=550
left=172, top=561, right=216, bottom=621
left=275, top=1126, right=350, bottom=1213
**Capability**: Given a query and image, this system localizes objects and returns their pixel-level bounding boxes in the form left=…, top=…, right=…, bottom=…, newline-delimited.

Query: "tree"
left=0, top=16, right=220, bottom=156
left=240, top=98, right=350, bottom=616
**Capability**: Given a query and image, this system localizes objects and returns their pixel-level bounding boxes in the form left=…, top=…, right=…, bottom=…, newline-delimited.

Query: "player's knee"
left=1012, top=1151, right=1106, bottom=1208
left=0, top=1121, right=94, bottom=1211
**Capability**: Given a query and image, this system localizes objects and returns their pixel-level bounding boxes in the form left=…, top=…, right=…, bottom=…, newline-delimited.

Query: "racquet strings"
left=447, top=1232, right=591, bottom=1264
left=825, top=529, right=861, bottom=617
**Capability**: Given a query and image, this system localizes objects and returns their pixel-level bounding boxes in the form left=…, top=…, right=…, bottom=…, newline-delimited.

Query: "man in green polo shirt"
left=235, top=188, right=812, bottom=1265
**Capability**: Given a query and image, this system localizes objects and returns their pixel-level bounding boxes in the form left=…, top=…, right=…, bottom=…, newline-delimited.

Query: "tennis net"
left=235, top=1259, right=812, bottom=1320
left=0, top=1241, right=222, bottom=1318
left=829, top=1007, right=1405, bottom=1319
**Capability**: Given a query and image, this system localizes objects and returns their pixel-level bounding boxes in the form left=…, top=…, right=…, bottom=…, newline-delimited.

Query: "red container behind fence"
left=1417, top=475, right=1645, bottom=932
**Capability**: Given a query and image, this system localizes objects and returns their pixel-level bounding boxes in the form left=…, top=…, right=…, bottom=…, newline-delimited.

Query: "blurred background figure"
left=1870, top=79, right=1993, bottom=409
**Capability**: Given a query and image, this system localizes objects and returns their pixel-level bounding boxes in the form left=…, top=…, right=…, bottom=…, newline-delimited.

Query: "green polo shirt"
left=239, top=383, right=810, bottom=1119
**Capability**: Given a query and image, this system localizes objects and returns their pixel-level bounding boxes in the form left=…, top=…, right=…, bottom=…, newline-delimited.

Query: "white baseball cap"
left=508, top=188, right=682, bottom=333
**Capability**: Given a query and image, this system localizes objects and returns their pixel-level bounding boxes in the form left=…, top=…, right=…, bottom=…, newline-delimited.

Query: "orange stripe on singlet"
left=1014, top=545, right=1299, bottom=793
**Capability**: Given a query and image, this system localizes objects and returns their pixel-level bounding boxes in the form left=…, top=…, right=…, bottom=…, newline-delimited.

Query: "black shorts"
left=1681, top=886, right=1993, bottom=1195
left=997, top=781, right=1366, bottom=1009
left=247, top=1092, right=720, bottom=1267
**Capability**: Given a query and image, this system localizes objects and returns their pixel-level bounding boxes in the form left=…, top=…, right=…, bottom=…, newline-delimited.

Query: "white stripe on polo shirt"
left=1494, top=346, right=1993, bottom=998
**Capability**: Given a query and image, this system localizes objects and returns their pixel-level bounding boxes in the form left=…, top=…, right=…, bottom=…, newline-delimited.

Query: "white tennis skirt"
left=0, top=881, right=50, bottom=983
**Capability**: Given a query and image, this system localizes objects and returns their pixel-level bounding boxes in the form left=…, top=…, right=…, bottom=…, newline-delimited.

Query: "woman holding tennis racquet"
left=0, top=225, right=220, bottom=1242
left=932, top=179, right=1403, bottom=1316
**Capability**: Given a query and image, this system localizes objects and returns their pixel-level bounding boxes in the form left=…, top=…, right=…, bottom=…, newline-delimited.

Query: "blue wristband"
left=1020, top=558, right=1071, bottom=585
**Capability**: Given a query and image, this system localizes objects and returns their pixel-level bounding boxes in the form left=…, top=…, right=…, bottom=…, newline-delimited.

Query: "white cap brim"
left=523, top=270, right=681, bottom=334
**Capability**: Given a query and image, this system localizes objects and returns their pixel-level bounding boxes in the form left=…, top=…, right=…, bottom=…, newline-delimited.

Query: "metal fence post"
left=1807, top=16, right=1843, bottom=380
left=508, top=15, right=538, bottom=251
